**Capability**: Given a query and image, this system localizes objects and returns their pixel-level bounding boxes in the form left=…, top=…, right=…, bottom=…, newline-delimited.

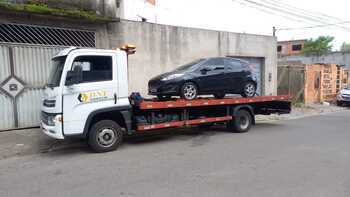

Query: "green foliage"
left=0, top=0, right=112, bottom=22
left=340, top=42, right=350, bottom=52
left=301, top=36, right=334, bottom=55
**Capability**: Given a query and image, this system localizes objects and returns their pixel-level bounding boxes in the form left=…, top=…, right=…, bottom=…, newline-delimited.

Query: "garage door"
left=0, top=45, right=63, bottom=130
left=229, top=56, right=263, bottom=95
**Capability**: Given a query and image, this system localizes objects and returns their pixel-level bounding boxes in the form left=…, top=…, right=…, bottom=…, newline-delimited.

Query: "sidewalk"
left=0, top=104, right=348, bottom=160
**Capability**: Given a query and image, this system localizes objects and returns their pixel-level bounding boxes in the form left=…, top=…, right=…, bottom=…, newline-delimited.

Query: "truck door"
left=62, top=53, right=118, bottom=136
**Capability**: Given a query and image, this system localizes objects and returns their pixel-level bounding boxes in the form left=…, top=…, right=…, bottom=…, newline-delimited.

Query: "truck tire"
left=88, top=120, right=123, bottom=153
left=227, top=109, right=252, bottom=133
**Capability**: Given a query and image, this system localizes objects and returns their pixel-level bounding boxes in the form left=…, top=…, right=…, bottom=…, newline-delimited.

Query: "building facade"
left=0, top=0, right=278, bottom=130
left=277, top=39, right=306, bottom=57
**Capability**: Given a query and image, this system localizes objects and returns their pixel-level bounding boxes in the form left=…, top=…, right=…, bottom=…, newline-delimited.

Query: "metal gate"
left=229, top=56, right=264, bottom=95
left=0, top=44, right=64, bottom=130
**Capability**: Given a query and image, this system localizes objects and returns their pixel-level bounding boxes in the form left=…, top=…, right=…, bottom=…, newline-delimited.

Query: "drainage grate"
left=0, top=23, right=95, bottom=47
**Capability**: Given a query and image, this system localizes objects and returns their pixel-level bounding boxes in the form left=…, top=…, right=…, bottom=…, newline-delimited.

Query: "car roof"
left=205, top=57, right=250, bottom=64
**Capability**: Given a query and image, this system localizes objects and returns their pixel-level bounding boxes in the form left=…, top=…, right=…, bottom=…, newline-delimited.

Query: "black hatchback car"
left=148, top=57, right=258, bottom=100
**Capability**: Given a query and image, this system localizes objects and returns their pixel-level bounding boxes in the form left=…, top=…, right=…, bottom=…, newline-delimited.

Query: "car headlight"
left=161, top=74, right=184, bottom=81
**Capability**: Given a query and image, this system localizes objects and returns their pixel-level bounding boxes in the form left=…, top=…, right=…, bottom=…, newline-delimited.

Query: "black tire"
left=180, top=82, right=198, bottom=100
left=213, top=92, right=226, bottom=99
left=88, top=120, right=123, bottom=153
left=241, top=82, right=256, bottom=98
left=157, top=95, right=171, bottom=101
left=227, top=110, right=252, bottom=133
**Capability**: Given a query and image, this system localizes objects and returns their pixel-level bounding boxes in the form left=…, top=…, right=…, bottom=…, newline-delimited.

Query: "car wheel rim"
left=245, top=84, right=255, bottom=97
left=97, top=128, right=117, bottom=147
left=183, top=84, right=197, bottom=99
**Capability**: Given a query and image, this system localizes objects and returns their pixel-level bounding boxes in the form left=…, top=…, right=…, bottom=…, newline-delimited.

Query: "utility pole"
left=273, top=26, right=276, bottom=37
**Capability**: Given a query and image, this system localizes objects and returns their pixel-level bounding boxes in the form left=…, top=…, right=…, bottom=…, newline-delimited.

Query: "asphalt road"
left=0, top=111, right=350, bottom=197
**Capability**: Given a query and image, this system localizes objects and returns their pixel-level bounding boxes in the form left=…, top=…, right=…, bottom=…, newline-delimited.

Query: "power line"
left=234, top=0, right=350, bottom=32
left=259, top=0, right=350, bottom=31
left=278, top=21, right=350, bottom=31
left=231, top=0, right=315, bottom=25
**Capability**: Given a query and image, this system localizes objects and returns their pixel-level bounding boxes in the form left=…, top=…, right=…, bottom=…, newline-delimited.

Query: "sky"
left=152, top=0, right=350, bottom=50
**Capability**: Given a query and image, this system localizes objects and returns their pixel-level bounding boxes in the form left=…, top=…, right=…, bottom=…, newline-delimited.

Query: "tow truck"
left=40, top=45, right=291, bottom=152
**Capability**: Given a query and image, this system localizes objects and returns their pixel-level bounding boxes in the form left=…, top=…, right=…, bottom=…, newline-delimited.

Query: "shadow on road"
left=39, top=122, right=284, bottom=156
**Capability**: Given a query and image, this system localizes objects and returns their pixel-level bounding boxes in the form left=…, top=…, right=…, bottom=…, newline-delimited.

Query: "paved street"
left=0, top=111, right=350, bottom=197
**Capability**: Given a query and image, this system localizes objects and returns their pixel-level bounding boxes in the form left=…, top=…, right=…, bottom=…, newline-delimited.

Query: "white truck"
left=40, top=46, right=291, bottom=152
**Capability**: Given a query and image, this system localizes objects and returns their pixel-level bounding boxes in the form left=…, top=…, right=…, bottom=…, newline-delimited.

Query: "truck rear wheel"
left=227, top=109, right=252, bottom=133
left=88, top=120, right=123, bottom=153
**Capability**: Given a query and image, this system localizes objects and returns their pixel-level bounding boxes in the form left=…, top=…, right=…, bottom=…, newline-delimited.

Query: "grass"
left=0, top=0, right=113, bottom=22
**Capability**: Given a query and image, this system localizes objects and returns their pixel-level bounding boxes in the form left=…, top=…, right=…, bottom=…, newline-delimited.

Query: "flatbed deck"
left=139, top=95, right=291, bottom=110
left=135, top=95, right=291, bottom=131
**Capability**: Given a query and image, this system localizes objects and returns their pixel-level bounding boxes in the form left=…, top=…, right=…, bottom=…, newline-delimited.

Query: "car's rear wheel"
left=241, top=82, right=256, bottom=97
left=213, top=92, right=225, bottom=99
left=181, top=82, right=198, bottom=100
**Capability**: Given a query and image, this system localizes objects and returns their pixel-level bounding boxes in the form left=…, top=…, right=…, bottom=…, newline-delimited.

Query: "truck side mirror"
left=65, top=65, right=83, bottom=86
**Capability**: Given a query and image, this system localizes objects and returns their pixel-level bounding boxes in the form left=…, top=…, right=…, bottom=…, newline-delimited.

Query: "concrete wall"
left=108, top=20, right=278, bottom=96
left=279, top=52, right=350, bottom=72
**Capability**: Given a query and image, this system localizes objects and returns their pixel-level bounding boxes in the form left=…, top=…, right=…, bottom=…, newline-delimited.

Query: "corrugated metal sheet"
left=13, top=46, right=64, bottom=87
left=0, top=45, right=10, bottom=83
left=16, top=88, right=44, bottom=128
left=0, top=93, right=15, bottom=130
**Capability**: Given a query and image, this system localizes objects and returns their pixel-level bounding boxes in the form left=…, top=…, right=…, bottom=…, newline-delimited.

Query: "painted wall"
left=108, top=20, right=278, bottom=96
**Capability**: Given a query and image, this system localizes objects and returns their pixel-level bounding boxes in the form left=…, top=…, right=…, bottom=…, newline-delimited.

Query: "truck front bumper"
left=40, top=119, right=64, bottom=140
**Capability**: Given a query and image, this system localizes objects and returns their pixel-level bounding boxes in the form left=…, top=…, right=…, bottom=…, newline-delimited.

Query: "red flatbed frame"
left=139, top=95, right=290, bottom=110
left=136, top=95, right=291, bottom=132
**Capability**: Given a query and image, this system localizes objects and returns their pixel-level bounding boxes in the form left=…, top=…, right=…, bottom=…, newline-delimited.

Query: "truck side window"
left=72, top=56, right=112, bottom=83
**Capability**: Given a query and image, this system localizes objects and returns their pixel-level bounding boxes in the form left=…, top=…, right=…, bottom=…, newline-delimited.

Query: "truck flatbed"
left=134, top=95, right=291, bottom=131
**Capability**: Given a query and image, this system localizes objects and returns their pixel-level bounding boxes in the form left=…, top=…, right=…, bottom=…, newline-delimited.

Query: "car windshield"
left=174, top=59, right=205, bottom=72
left=47, top=56, right=67, bottom=88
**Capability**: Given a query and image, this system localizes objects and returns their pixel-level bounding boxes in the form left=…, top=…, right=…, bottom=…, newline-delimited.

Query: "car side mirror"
left=65, top=65, right=83, bottom=86
left=200, top=67, right=211, bottom=74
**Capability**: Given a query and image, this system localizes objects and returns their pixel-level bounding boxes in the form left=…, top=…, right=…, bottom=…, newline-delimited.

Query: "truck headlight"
left=47, top=115, right=55, bottom=126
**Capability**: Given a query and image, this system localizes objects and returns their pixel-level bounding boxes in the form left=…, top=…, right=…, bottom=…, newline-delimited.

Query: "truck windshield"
left=47, top=56, right=67, bottom=88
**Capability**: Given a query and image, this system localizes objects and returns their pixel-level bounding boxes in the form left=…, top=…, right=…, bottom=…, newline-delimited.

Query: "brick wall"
left=304, top=64, right=348, bottom=104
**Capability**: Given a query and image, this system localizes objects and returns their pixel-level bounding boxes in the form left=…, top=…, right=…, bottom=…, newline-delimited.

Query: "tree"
left=340, top=42, right=350, bottom=52
left=301, top=36, right=334, bottom=55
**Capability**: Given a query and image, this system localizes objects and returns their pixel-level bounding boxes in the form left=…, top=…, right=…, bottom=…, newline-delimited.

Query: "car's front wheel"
left=241, top=82, right=256, bottom=97
left=180, top=82, right=198, bottom=100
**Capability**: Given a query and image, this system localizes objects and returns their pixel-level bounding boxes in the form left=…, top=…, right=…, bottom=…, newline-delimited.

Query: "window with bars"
left=0, top=23, right=96, bottom=47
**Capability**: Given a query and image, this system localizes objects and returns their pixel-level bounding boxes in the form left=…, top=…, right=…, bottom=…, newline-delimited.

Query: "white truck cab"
left=41, top=47, right=131, bottom=150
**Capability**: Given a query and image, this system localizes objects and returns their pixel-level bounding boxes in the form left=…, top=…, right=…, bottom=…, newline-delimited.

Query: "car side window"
left=202, top=58, right=225, bottom=72
left=225, top=59, right=246, bottom=72
left=72, top=55, right=112, bottom=83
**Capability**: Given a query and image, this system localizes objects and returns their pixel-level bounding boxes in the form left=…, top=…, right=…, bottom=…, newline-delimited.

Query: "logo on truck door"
left=78, top=90, right=108, bottom=103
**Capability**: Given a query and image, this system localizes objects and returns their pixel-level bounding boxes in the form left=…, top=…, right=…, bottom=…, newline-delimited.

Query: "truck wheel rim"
left=183, top=84, right=196, bottom=99
left=97, top=128, right=117, bottom=147
left=245, top=84, right=255, bottom=97
left=240, top=116, right=249, bottom=130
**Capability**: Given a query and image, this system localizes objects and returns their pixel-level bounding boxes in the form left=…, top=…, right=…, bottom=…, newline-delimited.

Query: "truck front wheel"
left=88, top=120, right=123, bottom=153
left=227, top=109, right=252, bottom=133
